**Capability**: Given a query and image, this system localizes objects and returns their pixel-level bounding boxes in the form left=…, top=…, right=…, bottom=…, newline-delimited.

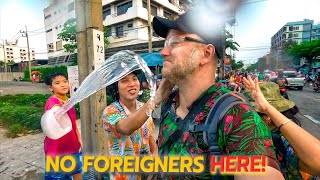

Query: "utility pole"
left=219, top=24, right=226, bottom=79
left=2, top=40, right=7, bottom=81
left=25, top=26, right=32, bottom=80
left=147, top=0, right=153, bottom=52
left=75, top=0, right=107, bottom=179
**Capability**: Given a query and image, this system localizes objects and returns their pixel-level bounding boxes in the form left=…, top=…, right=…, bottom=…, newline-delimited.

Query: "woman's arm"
left=115, top=79, right=174, bottom=135
left=243, top=76, right=320, bottom=176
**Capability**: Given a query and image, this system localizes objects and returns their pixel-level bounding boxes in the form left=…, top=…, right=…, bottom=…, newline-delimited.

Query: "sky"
left=1, top=0, right=320, bottom=61
left=0, top=0, right=50, bottom=59
left=233, top=0, right=320, bottom=64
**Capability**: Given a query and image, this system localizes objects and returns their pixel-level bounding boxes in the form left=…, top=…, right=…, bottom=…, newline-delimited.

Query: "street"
left=287, top=84, right=320, bottom=139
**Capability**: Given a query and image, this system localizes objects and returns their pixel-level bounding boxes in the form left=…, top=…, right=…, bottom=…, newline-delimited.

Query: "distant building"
left=271, top=19, right=314, bottom=54
left=0, top=41, right=36, bottom=63
left=311, top=24, right=320, bottom=40
left=43, top=0, right=182, bottom=64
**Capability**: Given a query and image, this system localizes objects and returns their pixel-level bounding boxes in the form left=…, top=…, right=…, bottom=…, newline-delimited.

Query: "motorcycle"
left=313, top=80, right=320, bottom=93
left=279, top=86, right=289, bottom=99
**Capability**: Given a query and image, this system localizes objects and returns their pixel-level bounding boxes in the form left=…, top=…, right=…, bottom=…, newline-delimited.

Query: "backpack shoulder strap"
left=188, top=92, right=250, bottom=155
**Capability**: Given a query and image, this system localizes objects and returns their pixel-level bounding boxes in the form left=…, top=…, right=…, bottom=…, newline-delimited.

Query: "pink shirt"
left=44, top=95, right=80, bottom=156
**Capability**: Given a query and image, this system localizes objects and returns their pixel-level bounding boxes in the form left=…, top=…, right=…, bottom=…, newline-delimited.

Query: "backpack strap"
left=188, top=92, right=250, bottom=155
left=160, top=92, right=214, bottom=155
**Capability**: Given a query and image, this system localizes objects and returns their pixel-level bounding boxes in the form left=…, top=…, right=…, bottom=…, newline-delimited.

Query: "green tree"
left=231, top=59, right=244, bottom=70
left=58, top=18, right=110, bottom=54
left=58, top=18, right=77, bottom=53
left=289, top=40, right=320, bottom=64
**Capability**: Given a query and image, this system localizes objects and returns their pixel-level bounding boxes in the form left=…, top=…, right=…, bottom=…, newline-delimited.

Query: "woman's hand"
left=154, top=79, right=175, bottom=105
left=243, top=76, right=270, bottom=113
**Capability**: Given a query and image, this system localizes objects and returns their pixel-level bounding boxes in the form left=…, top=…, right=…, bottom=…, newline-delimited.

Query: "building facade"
left=43, top=0, right=182, bottom=64
left=311, top=24, right=320, bottom=40
left=0, top=41, right=36, bottom=63
left=271, top=19, right=314, bottom=54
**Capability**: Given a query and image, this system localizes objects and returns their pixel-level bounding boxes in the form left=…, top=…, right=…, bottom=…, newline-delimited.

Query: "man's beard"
left=162, top=48, right=199, bottom=83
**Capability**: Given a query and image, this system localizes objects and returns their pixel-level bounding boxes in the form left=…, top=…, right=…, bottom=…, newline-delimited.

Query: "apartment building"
left=0, top=41, right=36, bottom=63
left=44, top=0, right=182, bottom=64
left=271, top=19, right=314, bottom=54
left=311, top=24, right=320, bottom=40
left=43, top=0, right=76, bottom=64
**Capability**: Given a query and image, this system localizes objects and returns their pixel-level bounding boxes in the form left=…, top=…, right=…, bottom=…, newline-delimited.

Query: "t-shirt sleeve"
left=45, top=96, right=61, bottom=111
left=219, top=103, right=280, bottom=170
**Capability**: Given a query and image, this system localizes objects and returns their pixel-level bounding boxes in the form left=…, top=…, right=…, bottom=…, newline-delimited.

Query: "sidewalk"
left=0, top=120, right=81, bottom=180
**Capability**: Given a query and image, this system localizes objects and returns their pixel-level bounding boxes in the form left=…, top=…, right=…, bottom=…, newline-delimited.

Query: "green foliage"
left=58, top=18, right=77, bottom=54
left=231, top=59, right=244, bottom=70
left=0, top=94, right=81, bottom=138
left=24, top=66, right=68, bottom=81
left=57, top=18, right=110, bottom=56
left=289, top=40, right=320, bottom=61
left=226, top=39, right=240, bottom=51
left=0, top=94, right=51, bottom=137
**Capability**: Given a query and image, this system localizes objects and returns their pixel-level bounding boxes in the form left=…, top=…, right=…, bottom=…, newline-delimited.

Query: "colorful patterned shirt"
left=275, top=132, right=319, bottom=180
left=101, top=100, right=154, bottom=180
left=158, top=83, right=279, bottom=179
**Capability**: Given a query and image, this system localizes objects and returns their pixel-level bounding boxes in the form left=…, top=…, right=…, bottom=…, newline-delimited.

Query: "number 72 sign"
left=93, top=29, right=105, bottom=69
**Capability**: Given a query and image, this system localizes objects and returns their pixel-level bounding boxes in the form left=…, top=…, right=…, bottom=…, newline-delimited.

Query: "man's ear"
left=200, top=45, right=215, bottom=65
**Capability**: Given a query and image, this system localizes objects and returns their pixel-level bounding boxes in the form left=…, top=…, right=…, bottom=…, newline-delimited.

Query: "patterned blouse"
left=101, top=100, right=154, bottom=180
left=158, top=83, right=280, bottom=179
left=276, top=133, right=319, bottom=180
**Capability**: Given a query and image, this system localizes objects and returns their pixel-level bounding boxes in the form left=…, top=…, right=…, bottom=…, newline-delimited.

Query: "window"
left=289, top=26, right=293, bottom=31
left=143, top=2, right=158, bottom=16
left=117, top=1, right=132, bottom=15
left=294, top=26, right=299, bottom=30
left=68, top=2, right=75, bottom=12
left=56, top=40, right=62, bottom=51
left=45, top=14, right=51, bottom=19
left=127, top=23, right=133, bottom=28
left=116, top=26, right=124, bottom=37
left=55, top=26, right=58, bottom=30
left=164, top=11, right=173, bottom=20
left=103, top=8, right=111, bottom=20
left=293, top=34, right=299, bottom=38
left=46, top=29, right=52, bottom=33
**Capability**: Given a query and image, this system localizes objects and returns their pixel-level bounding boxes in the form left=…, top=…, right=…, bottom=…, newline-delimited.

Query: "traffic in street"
left=287, top=84, right=320, bottom=139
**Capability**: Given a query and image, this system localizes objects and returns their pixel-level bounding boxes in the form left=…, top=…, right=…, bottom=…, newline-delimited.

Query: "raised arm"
left=115, top=79, right=174, bottom=135
left=243, top=76, right=320, bottom=176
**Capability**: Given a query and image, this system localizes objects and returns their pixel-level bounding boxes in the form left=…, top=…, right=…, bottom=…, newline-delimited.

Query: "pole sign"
left=67, top=66, right=79, bottom=97
left=92, top=29, right=105, bottom=69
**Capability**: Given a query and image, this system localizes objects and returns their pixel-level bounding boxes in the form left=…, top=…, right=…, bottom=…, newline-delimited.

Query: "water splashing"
left=41, top=50, right=157, bottom=139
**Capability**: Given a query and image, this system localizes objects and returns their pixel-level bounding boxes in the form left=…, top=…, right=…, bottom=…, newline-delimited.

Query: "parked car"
left=283, top=71, right=304, bottom=90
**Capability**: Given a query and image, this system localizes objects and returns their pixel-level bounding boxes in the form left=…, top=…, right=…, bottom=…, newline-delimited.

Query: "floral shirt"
left=158, top=83, right=279, bottom=179
left=275, top=132, right=319, bottom=180
left=101, top=100, right=154, bottom=180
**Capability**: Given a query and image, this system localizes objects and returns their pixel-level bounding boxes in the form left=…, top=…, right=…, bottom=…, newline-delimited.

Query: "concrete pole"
left=25, top=26, right=32, bottom=80
left=75, top=0, right=108, bottom=162
left=147, top=0, right=153, bottom=52
left=2, top=40, right=7, bottom=81
left=220, top=24, right=226, bottom=79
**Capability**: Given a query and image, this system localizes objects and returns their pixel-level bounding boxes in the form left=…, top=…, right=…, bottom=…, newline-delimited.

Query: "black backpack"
left=159, top=90, right=251, bottom=180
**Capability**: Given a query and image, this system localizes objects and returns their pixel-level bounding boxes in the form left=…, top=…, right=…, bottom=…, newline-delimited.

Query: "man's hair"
left=45, top=72, right=67, bottom=86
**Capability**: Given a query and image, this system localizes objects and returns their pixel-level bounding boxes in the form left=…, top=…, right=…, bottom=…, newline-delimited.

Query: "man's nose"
left=160, top=45, right=171, bottom=56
